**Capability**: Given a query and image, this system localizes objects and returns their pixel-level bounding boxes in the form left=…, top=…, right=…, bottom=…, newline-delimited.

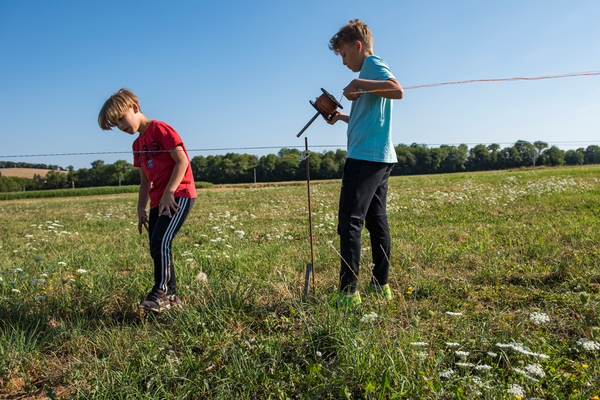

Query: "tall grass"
left=0, top=165, right=599, bottom=398
left=0, top=182, right=213, bottom=201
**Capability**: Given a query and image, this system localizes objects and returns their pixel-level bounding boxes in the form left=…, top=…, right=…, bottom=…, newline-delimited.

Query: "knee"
left=338, top=217, right=364, bottom=237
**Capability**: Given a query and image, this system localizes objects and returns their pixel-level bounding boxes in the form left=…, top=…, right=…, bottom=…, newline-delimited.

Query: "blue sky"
left=1, top=0, right=599, bottom=169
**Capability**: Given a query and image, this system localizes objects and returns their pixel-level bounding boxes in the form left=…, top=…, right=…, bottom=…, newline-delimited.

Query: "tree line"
left=1, top=141, right=599, bottom=192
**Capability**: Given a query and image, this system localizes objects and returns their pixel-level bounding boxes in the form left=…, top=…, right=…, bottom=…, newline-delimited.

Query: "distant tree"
left=44, top=170, right=68, bottom=189
left=438, top=144, right=467, bottom=173
left=500, top=146, right=522, bottom=169
left=514, top=140, right=535, bottom=166
left=487, top=144, right=501, bottom=169
left=584, top=145, right=600, bottom=164
left=394, top=145, right=417, bottom=175
left=543, top=146, right=565, bottom=166
left=564, top=149, right=584, bottom=165
left=256, top=154, right=278, bottom=182
left=533, top=141, right=548, bottom=168
left=190, top=156, right=208, bottom=181
left=467, top=144, right=491, bottom=171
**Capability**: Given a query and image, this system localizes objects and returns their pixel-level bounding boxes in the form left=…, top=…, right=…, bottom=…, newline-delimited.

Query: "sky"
left=1, top=0, right=599, bottom=169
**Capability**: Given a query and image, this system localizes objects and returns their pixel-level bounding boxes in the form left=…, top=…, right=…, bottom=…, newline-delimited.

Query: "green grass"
left=0, top=182, right=214, bottom=201
left=1, top=165, right=599, bottom=399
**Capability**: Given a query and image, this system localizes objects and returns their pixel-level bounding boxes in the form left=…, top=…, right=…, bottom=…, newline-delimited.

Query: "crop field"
left=0, top=169, right=67, bottom=179
left=1, top=166, right=599, bottom=399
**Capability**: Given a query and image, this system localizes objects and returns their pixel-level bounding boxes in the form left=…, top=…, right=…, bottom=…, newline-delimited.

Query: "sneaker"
left=168, top=295, right=183, bottom=308
left=334, top=290, right=362, bottom=308
left=367, top=283, right=393, bottom=300
left=139, top=289, right=170, bottom=312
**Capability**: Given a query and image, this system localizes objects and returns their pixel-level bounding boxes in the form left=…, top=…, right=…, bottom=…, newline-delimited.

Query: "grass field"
left=0, top=168, right=67, bottom=179
left=0, top=166, right=599, bottom=399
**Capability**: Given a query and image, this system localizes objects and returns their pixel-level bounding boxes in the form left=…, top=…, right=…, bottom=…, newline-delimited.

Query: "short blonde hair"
left=98, top=88, right=141, bottom=130
left=329, top=19, right=373, bottom=55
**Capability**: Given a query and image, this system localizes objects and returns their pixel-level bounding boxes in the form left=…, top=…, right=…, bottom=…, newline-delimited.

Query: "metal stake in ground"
left=302, top=137, right=316, bottom=299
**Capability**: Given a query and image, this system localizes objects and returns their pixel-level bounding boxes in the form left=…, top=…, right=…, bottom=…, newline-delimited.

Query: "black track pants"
left=148, top=197, right=195, bottom=295
left=338, top=158, right=394, bottom=294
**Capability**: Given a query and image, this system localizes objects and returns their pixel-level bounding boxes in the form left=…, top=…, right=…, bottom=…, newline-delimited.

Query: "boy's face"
left=339, top=41, right=366, bottom=73
left=116, top=104, right=141, bottom=135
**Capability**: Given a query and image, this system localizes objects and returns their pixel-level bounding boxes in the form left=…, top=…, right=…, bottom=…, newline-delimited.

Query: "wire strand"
left=2, top=141, right=600, bottom=158
left=2, top=70, right=599, bottom=159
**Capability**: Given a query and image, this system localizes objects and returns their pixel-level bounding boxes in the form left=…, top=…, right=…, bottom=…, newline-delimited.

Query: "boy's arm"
left=138, top=169, right=151, bottom=234
left=344, top=78, right=404, bottom=100
left=159, top=145, right=188, bottom=218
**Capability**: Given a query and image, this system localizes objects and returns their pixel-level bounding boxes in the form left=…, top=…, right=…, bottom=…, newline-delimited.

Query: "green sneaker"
left=367, top=284, right=393, bottom=300
left=335, top=290, right=362, bottom=308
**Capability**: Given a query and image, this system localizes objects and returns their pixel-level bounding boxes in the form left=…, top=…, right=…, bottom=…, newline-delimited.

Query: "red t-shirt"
left=133, top=120, right=197, bottom=209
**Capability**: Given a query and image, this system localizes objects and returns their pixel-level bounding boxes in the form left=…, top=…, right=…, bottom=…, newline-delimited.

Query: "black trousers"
left=148, top=197, right=195, bottom=295
left=338, top=158, right=394, bottom=294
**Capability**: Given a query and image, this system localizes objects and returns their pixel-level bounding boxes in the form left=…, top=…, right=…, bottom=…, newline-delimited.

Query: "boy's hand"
left=159, top=192, right=181, bottom=218
left=343, top=79, right=362, bottom=101
left=327, top=111, right=349, bottom=125
left=138, top=208, right=149, bottom=234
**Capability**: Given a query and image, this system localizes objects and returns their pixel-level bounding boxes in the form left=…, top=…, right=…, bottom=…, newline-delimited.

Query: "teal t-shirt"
left=347, top=55, right=398, bottom=164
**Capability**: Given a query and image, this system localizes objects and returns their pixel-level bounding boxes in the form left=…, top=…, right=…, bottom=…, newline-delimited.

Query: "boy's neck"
left=137, top=116, right=153, bottom=135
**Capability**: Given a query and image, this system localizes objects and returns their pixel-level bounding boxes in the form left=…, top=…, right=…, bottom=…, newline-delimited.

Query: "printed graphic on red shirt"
left=133, top=121, right=196, bottom=209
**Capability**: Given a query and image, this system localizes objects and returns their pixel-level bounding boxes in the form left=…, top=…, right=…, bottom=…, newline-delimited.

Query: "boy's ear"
left=131, top=103, right=140, bottom=113
left=354, top=40, right=363, bottom=52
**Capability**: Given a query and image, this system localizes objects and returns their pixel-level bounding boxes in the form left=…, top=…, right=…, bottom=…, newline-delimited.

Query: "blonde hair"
left=329, top=19, right=373, bottom=55
left=98, top=88, right=141, bottom=130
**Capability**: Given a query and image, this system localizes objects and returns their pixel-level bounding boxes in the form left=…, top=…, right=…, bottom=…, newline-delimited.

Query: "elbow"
left=395, top=83, right=404, bottom=99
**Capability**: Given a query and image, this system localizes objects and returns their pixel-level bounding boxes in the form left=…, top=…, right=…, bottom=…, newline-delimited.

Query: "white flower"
left=445, top=311, right=463, bottom=316
left=506, top=383, right=525, bottom=398
left=514, top=368, right=540, bottom=382
left=416, top=351, right=428, bottom=360
left=316, top=351, right=322, bottom=357
left=12, top=268, right=24, bottom=274
left=196, top=272, right=207, bottom=282
left=496, top=342, right=549, bottom=359
left=455, top=351, right=470, bottom=357
left=76, top=269, right=88, bottom=274
left=576, top=338, right=600, bottom=351
left=529, top=312, right=550, bottom=325
left=487, top=351, right=497, bottom=357
left=474, top=365, right=492, bottom=371
left=446, top=342, right=460, bottom=347
left=326, top=241, right=333, bottom=245
left=410, top=342, right=428, bottom=347
left=30, top=279, right=43, bottom=285
left=524, top=363, right=545, bottom=378
left=439, top=368, right=455, bottom=379
left=25, top=234, right=34, bottom=238
left=40, top=274, right=48, bottom=278
left=11, top=289, right=20, bottom=293
left=234, top=230, right=245, bottom=239
left=36, top=295, right=45, bottom=301
left=360, top=312, right=378, bottom=323
left=58, top=262, right=66, bottom=266
left=456, top=362, right=475, bottom=367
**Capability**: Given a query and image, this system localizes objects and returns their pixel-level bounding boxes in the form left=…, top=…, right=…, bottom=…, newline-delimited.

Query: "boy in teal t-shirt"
left=327, top=19, right=404, bottom=306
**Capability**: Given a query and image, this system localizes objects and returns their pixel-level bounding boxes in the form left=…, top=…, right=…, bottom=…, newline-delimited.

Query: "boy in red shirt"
left=99, top=88, right=196, bottom=312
